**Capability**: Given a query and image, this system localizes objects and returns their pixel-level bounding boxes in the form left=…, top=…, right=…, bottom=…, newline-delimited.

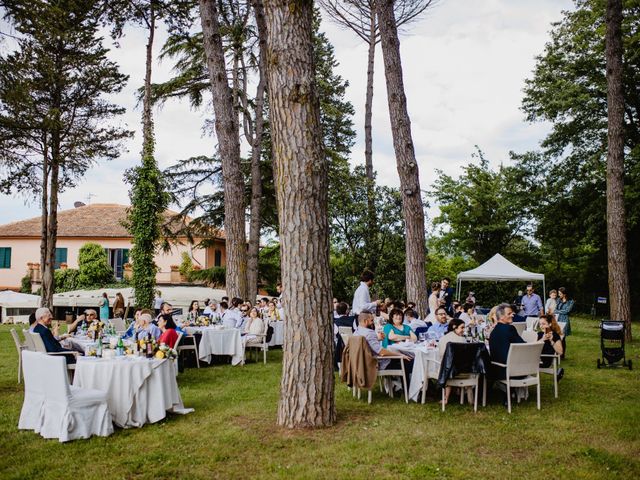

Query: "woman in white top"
left=243, top=307, right=265, bottom=345
left=427, top=281, right=441, bottom=322
left=438, top=318, right=469, bottom=405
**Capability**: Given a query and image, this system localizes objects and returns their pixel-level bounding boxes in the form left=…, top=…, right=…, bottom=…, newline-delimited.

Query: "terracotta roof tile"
left=0, top=203, right=225, bottom=239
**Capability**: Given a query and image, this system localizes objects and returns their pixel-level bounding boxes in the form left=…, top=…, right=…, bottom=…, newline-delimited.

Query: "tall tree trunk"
left=142, top=3, right=155, bottom=156
left=605, top=0, right=631, bottom=341
left=364, top=11, right=377, bottom=271
left=376, top=0, right=428, bottom=318
left=200, top=0, right=248, bottom=301
left=43, top=158, right=60, bottom=309
left=264, top=0, right=336, bottom=428
left=246, top=0, right=268, bottom=298
left=39, top=150, right=49, bottom=307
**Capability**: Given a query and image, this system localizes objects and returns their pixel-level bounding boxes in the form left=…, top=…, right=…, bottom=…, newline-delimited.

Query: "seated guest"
left=32, top=307, right=77, bottom=364
left=489, top=303, right=524, bottom=380
left=354, top=312, right=412, bottom=384
left=243, top=307, right=265, bottom=344
left=334, top=302, right=354, bottom=329
left=155, top=302, right=173, bottom=325
left=484, top=305, right=498, bottom=338
left=157, top=314, right=179, bottom=348
left=405, top=309, right=427, bottom=331
left=122, top=308, right=143, bottom=339
left=537, top=314, right=564, bottom=378
left=264, top=300, right=281, bottom=322
left=185, top=300, right=200, bottom=324
left=236, top=305, right=249, bottom=330
left=136, top=312, right=161, bottom=341
left=259, top=297, right=270, bottom=314
left=427, top=307, right=450, bottom=339
left=68, top=309, right=99, bottom=334
left=28, top=312, right=37, bottom=330
left=382, top=308, right=417, bottom=348
left=439, top=318, right=471, bottom=405
left=457, top=303, right=476, bottom=326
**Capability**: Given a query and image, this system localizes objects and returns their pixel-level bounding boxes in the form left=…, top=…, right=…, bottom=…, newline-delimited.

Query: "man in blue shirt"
left=521, top=284, right=543, bottom=317
left=427, top=307, right=449, bottom=339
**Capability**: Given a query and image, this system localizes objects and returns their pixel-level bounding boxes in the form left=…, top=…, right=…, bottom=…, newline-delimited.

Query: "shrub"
left=20, top=273, right=32, bottom=294
left=179, top=252, right=193, bottom=279
left=77, top=243, right=114, bottom=288
left=189, top=266, right=226, bottom=286
left=54, top=268, right=80, bottom=293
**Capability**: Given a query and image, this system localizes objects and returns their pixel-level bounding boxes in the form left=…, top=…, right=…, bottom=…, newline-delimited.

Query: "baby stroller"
left=597, top=321, right=632, bottom=370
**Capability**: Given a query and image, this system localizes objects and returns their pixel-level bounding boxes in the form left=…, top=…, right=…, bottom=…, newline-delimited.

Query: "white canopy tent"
left=0, top=290, right=41, bottom=324
left=456, top=253, right=546, bottom=304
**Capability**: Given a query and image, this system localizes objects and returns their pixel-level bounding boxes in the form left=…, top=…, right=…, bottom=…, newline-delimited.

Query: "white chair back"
left=36, top=351, right=71, bottom=405
left=23, top=329, right=36, bottom=351
left=506, top=343, right=544, bottom=377
left=521, top=331, right=538, bottom=343
left=525, top=316, right=539, bottom=332
left=513, top=322, right=526, bottom=336
left=22, top=350, right=48, bottom=397
left=111, top=317, right=127, bottom=334
left=29, top=332, right=47, bottom=353
left=10, top=328, right=24, bottom=351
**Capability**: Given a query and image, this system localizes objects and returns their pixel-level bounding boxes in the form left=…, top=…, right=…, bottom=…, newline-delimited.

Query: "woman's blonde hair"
left=487, top=305, right=498, bottom=325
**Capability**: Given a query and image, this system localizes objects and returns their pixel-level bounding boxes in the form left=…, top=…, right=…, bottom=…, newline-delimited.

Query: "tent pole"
left=542, top=278, right=546, bottom=313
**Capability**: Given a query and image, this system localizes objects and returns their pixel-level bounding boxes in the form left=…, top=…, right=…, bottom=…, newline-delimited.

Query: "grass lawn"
left=0, top=315, right=638, bottom=479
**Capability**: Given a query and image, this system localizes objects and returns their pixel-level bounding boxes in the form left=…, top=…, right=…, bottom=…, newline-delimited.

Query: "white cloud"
left=0, top=0, right=573, bottom=225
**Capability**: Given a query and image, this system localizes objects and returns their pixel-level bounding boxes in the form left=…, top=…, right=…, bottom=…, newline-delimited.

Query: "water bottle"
left=116, top=335, right=124, bottom=356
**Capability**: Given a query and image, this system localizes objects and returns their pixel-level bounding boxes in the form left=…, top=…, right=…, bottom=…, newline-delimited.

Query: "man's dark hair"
left=221, top=296, right=229, bottom=302
left=231, top=297, right=243, bottom=307
left=336, top=302, right=349, bottom=316
left=463, top=302, right=474, bottom=312
left=360, top=270, right=374, bottom=283
left=442, top=277, right=451, bottom=283
left=219, top=301, right=229, bottom=310
left=160, top=302, right=171, bottom=309
left=404, top=309, right=418, bottom=320
left=261, top=297, right=269, bottom=303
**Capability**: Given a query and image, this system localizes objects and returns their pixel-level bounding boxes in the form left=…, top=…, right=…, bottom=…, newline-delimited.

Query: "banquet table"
left=64, top=335, right=95, bottom=354
left=73, top=356, right=191, bottom=428
left=185, top=326, right=244, bottom=365
left=388, top=342, right=441, bottom=403
left=268, top=320, right=284, bottom=347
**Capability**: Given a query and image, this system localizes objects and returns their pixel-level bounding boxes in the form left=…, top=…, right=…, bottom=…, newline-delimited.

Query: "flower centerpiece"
left=87, top=320, right=105, bottom=340
left=154, top=343, right=178, bottom=360
left=195, top=315, right=210, bottom=327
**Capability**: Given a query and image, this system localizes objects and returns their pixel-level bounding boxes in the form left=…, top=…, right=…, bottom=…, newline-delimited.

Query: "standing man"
left=439, top=277, right=454, bottom=314
left=352, top=270, right=380, bottom=315
left=521, top=284, right=543, bottom=317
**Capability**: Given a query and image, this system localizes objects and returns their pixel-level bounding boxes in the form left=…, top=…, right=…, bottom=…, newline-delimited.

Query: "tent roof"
left=0, top=290, right=41, bottom=308
left=456, top=253, right=544, bottom=282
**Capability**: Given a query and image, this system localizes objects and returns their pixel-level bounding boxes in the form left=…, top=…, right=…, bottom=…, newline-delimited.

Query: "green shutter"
left=123, top=248, right=129, bottom=264
left=54, top=248, right=68, bottom=269
left=0, top=247, right=11, bottom=268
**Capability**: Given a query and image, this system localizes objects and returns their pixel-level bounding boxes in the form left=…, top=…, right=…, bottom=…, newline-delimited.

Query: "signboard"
left=597, top=297, right=607, bottom=304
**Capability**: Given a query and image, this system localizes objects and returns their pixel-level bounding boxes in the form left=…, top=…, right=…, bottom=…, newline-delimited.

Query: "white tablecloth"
left=64, top=335, right=94, bottom=353
left=73, top=356, right=190, bottom=428
left=185, top=327, right=244, bottom=365
left=389, top=342, right=440, bottom=402
left=268, top=320, right=284, bottom=347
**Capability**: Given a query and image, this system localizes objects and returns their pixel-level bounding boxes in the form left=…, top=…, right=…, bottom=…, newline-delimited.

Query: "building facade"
left=0, top=204, right=226, bottom=290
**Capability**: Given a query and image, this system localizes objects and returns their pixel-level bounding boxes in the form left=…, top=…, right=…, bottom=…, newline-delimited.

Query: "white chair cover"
left=19, top=351, right=113, bottom=442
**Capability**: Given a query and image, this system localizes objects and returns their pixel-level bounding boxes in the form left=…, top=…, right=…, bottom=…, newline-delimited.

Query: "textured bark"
left=264, top=0, right=336, bottom=428
left=376, top=0, right=428, bottom=318
left=43, top=159, right=59, bottom=309
left=246, top=0, right=268, bottom=298
left=364, top=12, right=377, bottom=270
left=605, top=0, right=631, bottom=340
left=39, top=152, right=50, bottom=307
left=200, top=0, right=248, bottom=300
left=142, top=2, right=155, bottom=156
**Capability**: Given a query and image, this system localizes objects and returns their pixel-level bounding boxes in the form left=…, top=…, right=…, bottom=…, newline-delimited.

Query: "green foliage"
left=429, top=148, right=540, bottom=264
left=179, top=251, right=193, bottom=278
left=77, top=243, right=114, bottom=288
left=53, top=268, right=79, bottom=293
left=188, top=266, right=226, bottom=287
left=0, top=0, right=131, bottom=194
left=520, top=0, right=640, bottom=312
left=20, top=273, right=32, bottom=294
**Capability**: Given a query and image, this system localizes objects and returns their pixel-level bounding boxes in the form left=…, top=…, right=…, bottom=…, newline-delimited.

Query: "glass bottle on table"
left=96, top=332, right=103, bottom=358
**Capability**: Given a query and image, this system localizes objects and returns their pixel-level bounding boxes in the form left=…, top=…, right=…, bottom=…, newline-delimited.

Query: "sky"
left=0, top=0, right=575, bottom=225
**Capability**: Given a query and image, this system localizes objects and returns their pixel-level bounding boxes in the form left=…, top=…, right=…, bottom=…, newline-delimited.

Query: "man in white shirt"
left=405, top=309, right=427, bottom=331
left=352, top=271, right=380, bottom=315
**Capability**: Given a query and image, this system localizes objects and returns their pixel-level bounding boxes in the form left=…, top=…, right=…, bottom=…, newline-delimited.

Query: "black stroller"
left=597, top=321, right=632, bottom=370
